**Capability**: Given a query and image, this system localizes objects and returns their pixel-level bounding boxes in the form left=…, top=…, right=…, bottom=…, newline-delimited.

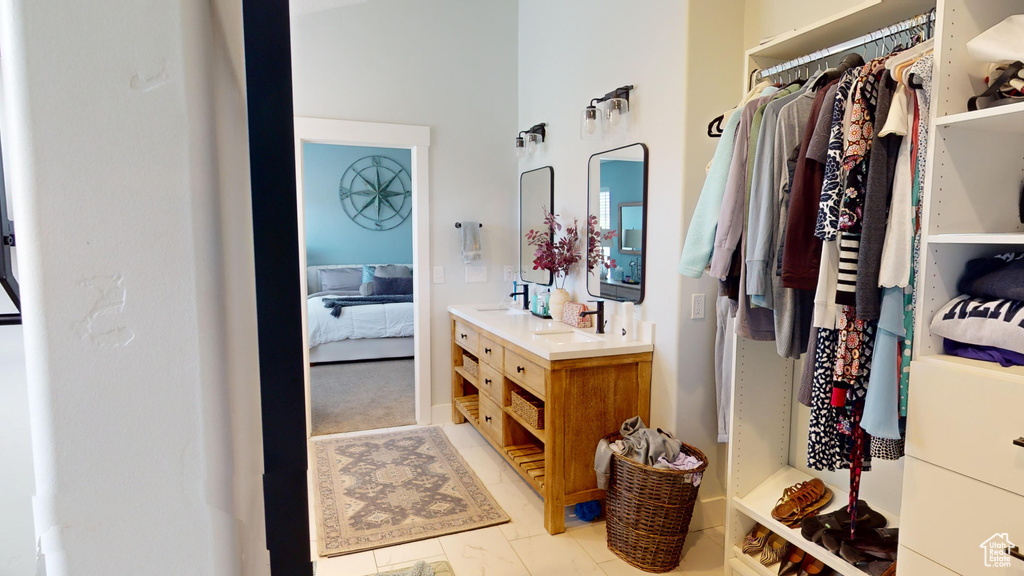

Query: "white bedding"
left=307, top=296, right=414, bottom=348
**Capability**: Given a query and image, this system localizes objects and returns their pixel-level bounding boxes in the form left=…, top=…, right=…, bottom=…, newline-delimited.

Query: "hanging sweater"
left=678, top=107, right=745, bottom=277
left=708, top=92, right=779, bottom=279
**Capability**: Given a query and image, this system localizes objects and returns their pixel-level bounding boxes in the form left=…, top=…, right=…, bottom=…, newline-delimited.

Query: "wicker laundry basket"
left=603, top=433, right=709, bottom=573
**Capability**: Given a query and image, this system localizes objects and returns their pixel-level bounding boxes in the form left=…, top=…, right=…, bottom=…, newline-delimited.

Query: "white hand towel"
left=459, top=222, right=482, bottom=264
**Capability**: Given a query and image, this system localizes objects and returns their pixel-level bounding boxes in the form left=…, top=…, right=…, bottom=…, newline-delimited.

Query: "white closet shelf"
left=935, top=101, right=1024, bottom=134
left=927, top=233, right=1024, bottom=244
left=733, top=466, right=899, bottom=576
left=916, top=354, right=1024, bottom=382
left=728, top=558, right=762, bottom=576
left=747, top=0, right=935, bottom=62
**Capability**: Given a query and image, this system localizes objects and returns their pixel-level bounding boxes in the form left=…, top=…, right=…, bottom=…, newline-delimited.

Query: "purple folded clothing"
left=944, top=338, right=1024, bottom=368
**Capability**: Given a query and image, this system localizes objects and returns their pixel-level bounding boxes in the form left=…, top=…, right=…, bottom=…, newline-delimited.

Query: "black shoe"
left=839, top=528, right=900, bottom=563
left=799, top=500, right=886, bottom=543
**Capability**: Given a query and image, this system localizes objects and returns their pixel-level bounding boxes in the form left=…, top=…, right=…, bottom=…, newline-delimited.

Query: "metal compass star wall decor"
left=338, top=155, right=412, bottom=231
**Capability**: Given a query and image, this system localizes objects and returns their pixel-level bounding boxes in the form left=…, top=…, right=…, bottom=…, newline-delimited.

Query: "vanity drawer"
left=477, top=393, right=503, bottom=443
left=478, top=335, right=504, bottom=369
left=477, top=361, right=502, bottom=403
left=907, top=359, right=1024, bottom=497
left=453, top=320, right=479, bottom=354
left=504, top=350, right=545, bottom=400
left=900, top=457, right=1024, bottom=576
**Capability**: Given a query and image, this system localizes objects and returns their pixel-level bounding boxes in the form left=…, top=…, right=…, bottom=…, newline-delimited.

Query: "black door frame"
left=241, top=0, right=314, bottom=573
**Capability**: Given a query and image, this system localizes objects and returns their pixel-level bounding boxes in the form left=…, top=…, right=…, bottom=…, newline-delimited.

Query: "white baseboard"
left=688, top=495, right=725, bottom=532
left=430, top=403, right=452, bottom=426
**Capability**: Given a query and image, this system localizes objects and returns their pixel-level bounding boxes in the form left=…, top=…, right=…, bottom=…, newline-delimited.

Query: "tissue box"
left=561, top=302, right=592, bottom=328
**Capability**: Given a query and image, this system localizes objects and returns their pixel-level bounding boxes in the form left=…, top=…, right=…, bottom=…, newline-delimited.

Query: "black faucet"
left=509, top=282, right=529, bottom=310
left=580, top=300, right=605, bottom=334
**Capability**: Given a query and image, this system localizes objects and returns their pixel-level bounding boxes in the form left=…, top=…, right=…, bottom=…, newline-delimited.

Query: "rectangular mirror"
left=587, top=143, right=648, bottom=304
left=520, top=166, right=554, bottom=285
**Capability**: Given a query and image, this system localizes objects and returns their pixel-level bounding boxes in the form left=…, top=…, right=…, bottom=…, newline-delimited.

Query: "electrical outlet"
left=432, top=266, right=444, bottom=284
left=465, top=266, right=487, bottom=283
left=691, top=293, right=705, bottom=319
left=504, top=265, right=515, bottom=282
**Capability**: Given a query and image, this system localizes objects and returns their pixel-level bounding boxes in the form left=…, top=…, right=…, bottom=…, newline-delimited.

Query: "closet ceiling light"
left=580, top=85, right=634, bottom=139
left=515, top=123, right=546, bottom=157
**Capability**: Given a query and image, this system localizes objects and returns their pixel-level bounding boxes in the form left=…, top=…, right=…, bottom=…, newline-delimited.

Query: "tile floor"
left=309, top=422, right=725, bottom=576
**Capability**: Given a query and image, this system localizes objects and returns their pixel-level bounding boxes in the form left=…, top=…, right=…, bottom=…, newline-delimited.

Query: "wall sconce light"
left=580, top=85, right=634, bottom=138
left=515, top=123, right=546, bottom=158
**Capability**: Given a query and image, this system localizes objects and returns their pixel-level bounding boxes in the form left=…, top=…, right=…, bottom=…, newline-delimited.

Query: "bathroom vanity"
left=448, top=304, right=654, bottom=534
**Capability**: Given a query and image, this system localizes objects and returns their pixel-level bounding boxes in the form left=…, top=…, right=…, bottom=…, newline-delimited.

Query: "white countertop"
left=448, top=304, right=654, bottom=361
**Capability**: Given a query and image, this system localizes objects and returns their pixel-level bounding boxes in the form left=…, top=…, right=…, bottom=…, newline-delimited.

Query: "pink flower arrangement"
left=587, top=214, right=617, bottom=273
left=526, top=209, right=581, bottom=289
left=525, top=209, right=617, bottom=290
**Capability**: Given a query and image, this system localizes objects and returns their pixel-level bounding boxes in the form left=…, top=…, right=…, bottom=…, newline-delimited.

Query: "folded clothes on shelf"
left=930, top=294, right=1024, bottom=355
left=944, top=338, right=1024, bottom=367
left=957, top=251, right=1024, bottom=301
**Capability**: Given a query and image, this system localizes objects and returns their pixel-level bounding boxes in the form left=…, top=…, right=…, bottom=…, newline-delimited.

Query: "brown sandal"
left=771, top=479, right=831, bottom=525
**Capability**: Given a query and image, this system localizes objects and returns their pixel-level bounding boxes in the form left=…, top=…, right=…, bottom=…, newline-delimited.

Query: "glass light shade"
left=580, top=106, right=600, bottom=139
left=514, top=136, right=525, bottom=158
left=525, top=132, right=541, bottom=155
left=606, top=98, right=628, bottom=126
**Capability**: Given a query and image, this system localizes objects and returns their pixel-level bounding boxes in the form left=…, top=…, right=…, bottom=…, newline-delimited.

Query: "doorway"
left=293, top=117, right=432, bottom=437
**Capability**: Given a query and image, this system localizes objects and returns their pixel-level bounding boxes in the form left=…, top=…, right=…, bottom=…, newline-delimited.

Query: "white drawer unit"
left=900, top=457, right=1024, bottom=576
left=897, top=546, right=960, bottom=576
left=907, top=358, right=1024, bottom=498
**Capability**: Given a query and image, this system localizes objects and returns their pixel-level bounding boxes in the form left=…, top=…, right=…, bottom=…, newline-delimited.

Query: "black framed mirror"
left=586, top=143, right=648, bottom=304
left=519, top=166, right=554, bottom=286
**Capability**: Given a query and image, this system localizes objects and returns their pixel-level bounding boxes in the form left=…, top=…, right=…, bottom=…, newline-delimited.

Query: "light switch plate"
left=465, top=266, right=487, bottom=283
left=432, top=266, right=444, bottom=284
left=504, top=265, right=515, bottom=282
left=691, top=293, right=705, bottom=319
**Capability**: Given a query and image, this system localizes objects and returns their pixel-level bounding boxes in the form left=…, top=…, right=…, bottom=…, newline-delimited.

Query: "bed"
left=306, top=264, right=415, bottom=364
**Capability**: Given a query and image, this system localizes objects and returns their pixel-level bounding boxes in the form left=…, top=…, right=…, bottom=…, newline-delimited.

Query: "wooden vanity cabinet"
left=450, top=313, right=652, bottom=534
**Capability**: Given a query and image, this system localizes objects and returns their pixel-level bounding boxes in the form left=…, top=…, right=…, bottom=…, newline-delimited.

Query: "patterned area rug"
left=313, top=427, right=509, bottom=557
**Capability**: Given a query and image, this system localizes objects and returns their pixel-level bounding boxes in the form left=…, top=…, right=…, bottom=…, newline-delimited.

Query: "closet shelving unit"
left=726, top=1, right=1024, bottom=575
left=723, top=2, right=931, bottom=575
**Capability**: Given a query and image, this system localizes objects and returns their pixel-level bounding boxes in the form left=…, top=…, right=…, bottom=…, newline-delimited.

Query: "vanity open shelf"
left=449, top=305, right=653, bottom=534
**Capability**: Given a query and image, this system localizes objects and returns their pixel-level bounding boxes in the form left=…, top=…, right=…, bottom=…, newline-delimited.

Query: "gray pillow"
left=359, top=282, right=374, bottom=296
left=374, top=264, right=413, bottom=279
left=318, top=267, right=362, bottom=294
left=372, top=276, right=414, bottom=295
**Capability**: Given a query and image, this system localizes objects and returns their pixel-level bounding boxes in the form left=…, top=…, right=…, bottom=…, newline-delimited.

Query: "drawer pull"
left=517, top=366, right=525, bottom=374
left=1011, top=546, right=1024, bottom=562
left=484, top=415, right=492, bottom=423
left=1014, top=437, right=1024, bottom=449
left=485, top=378, right=492, bottom=385
left=460, top=333, right=468, bottom=339
left=484, top=347, right=492, bottom=354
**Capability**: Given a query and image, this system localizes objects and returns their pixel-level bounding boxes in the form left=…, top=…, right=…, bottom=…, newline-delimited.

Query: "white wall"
left=289, top=0, right=520, bottom=410
left=744, top=0, right=854, bottom=48
left=0, top=0, right=269, bottom=574
left=517, top=0, right=745, bottom=525
left=0, top=324, right=36, bottom=576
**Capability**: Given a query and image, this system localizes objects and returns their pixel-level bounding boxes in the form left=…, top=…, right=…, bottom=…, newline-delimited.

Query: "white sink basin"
left=531, top=329, right=602, bottom=344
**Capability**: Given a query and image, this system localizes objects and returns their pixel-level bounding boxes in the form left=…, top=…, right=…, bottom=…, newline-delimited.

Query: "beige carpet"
left=310, top=359, right=415, bottom=436
left=312, top=427, right=509, bottom=557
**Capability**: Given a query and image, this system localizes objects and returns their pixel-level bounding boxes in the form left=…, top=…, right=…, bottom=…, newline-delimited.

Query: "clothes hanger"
left=886, top=37, right=934, bottom=79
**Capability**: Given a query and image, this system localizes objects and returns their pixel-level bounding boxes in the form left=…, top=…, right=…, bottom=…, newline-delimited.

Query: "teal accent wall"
left=600, top=160, right=644, bottom=279
left=303, top=143, right=413, bottom=266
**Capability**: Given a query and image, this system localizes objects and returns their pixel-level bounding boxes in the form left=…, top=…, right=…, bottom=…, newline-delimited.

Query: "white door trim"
left=293, top=116, right=432, bottom=435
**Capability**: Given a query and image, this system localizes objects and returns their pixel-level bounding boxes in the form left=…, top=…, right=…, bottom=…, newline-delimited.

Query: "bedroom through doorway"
left=301, top=141, right=416, bottom=436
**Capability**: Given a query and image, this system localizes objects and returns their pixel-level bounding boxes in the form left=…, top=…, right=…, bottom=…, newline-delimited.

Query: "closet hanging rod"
left=757, top=9, right=935, bottom=80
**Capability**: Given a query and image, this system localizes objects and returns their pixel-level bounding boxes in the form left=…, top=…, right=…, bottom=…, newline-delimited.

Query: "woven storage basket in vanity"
left=510, top=388, right=544, bottom=429
left=603, top=432, right=708, bottom=573
left=462, top=354, right=479, bottom=377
